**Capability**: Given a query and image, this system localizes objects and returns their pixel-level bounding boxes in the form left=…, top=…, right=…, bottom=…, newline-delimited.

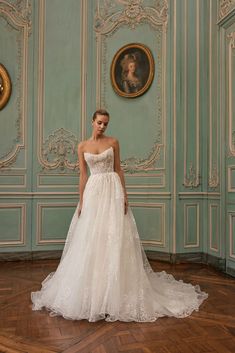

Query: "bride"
left=31, top=109, right=208, bottom=322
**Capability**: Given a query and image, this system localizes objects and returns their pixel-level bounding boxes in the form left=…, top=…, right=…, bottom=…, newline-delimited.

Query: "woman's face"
left=92, top=114, right=109, bottom=135
left=128, top=61, right=136, bottom=73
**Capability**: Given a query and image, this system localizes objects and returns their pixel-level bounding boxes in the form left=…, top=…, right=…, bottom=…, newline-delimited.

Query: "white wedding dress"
left=31, top=146, right=208, bottom=322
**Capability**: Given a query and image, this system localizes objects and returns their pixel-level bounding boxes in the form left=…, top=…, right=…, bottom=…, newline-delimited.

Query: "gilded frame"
left=110, top=43, right=155, bottom=98
left=0, top=64, right=12, bottom=110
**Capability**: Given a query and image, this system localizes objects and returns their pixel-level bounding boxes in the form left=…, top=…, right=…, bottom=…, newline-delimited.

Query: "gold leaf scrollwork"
left=42, top=128, right=79, bottom=172
left=219, top=0, right=235, bottom=21
left=0, top=64, right=12, bottom=110
left=183, top=163, right=201, bottom=188
left=121, top=142, right=162, bottom=173
left=208, top=165, right=219, bottom=188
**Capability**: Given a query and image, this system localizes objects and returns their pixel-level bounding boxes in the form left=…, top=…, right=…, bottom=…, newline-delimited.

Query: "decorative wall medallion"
left=0, top=64, right=12, bottom=110
left=42, top=128, right=79, bottom=172
left=110, top=43, right=154, bottom=98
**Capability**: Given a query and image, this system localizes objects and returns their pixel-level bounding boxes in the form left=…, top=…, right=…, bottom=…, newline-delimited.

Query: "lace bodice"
left=84, top=146, right=114, bottom=175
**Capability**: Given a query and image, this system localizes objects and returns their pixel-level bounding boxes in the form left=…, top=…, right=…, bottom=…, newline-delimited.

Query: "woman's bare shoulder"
left=106, top=136, right=119, bottom=146
left=77, top=140, right=90, bottom=153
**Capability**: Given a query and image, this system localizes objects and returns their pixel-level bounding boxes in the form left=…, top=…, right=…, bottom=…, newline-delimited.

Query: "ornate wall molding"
left=208, top=0, right=219, bottom=188
left=218, top=0, right=235, bottom=22
left=0, top=0, right=31, bottom=169
left=130, top=202, right=166, bottom=247
left=183, top=0, right=200, bottom=188
left=94, top=0, right=168, bottom=174
left=209, top=203, right=219, bottom=253
left=229, top=212, right=235, bottom=259
left=184, top=203, right=200, bottom=248
left=42, top=128, right=78, bottom=172
left=36, top=202, right=77, bottom=245
left=228, top=31, right=235, bottom=156
left=37, top=0, right=87, bottom=172
left=0, top=203, right=26, bottom=247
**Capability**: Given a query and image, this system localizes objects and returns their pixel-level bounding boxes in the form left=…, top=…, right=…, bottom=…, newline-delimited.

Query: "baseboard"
left=0, top=249, right=232, bottom=277
left=0, top=250, right=62, bottom=261
left=226, top=266, right=235, bottom=277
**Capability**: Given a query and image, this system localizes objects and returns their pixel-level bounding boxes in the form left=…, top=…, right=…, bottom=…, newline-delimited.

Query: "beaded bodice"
left=84, top=146, right=114, bottom=175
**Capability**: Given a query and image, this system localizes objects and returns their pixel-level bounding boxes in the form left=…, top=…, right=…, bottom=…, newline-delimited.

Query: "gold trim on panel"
left=183, top=0, right=200, bottom=188
left=184, top=203, right=200, bottom=248
left=80, top=0, right=88, bottom=140
left=218, top=0, right=235, bottom=21
left=0, top=0, right=30, bottom=170
left=37, top=174, right=78, bottom=188
left=209, top=0, right=219, bottom=188
left=94, top=0, right=168, bottom=176
left=228, top=32, right=235, bottom=155
left=229, top=212, right=235, bottom=259
left=0, top=174, right=26, bottom=188
left=130, top=202, right=166, bottom=247
left=0, top=63, right=12, bottom=110
left=0, top=203, right=26, bottom=247
left=172, top=0, right=177, bottom=254
left=36, top=202, right=77, bottom=245
left=209, top=203, right=219, bottom=252
left=228, top=166, right=235, bottom=191
left=37, top=0, right=85, bottom=172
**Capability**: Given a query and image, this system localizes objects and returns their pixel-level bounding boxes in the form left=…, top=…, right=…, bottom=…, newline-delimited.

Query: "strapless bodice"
left=84, top=146, right=114, bottom=175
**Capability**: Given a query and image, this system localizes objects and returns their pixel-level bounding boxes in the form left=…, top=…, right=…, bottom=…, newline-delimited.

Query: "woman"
left=120, top=53, right=142, bottom=94
left=31, top=109, right=208, bottom=322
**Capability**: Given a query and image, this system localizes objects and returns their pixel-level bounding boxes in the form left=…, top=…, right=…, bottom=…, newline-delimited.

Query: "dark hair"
left=92, top=109, right=110, bottom=121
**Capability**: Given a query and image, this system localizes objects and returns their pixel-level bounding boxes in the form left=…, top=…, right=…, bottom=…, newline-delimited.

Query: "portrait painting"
left=0, top=64, right=12, bottom=110
left=110, top=43, right=155, bottom=98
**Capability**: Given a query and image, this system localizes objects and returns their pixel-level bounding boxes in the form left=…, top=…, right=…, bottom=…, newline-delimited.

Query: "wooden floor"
left=0, top=259, right=235, bottom=353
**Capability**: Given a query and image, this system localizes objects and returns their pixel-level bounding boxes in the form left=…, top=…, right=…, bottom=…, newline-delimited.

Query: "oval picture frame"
left=0, top=64, right=12, bottom=110
left=110, top=43, right=155, bottom=98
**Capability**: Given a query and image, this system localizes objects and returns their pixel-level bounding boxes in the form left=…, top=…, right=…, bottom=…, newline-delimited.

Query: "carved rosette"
left=42, top=128, right=79, bottom=172
left=183, top=163, right=201, bottom=189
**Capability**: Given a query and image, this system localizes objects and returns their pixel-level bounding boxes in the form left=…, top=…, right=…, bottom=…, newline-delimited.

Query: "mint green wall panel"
left=132, top=203, right=168, bottom=250
left=40, top=204, right=76, bottom=242
left=208, top=202, right=220, bottom=255
left=0, top=0, right=234, bottom=276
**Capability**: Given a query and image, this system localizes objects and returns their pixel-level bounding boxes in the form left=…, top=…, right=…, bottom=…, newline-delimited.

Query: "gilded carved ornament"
left=42, top=128, right=79, bottom=172
left=94, top=0, right=167, bottom=174
left=218, top=0, right=235, bottom=21
left=0, top=64, right=12, bottom=110
left=183, top=163, right=201, bottom=189
left=0, top=0, right=31, bottom=169
left=95, top=0, right=168, bottom=32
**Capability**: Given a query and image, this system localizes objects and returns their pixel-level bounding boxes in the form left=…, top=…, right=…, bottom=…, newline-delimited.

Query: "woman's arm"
left=113, top=139, right=128, bottom=214
left=77, top=142, right=88, bottom=217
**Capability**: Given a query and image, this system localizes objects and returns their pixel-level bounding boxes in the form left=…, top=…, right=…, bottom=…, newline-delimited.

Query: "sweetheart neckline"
left=84, top=146, right=113, bottom=156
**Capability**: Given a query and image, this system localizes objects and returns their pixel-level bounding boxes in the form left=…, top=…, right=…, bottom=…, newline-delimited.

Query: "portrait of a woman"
left=120, top=53, right=142, bottom=94
left=111, top=43, right=155, bottom=98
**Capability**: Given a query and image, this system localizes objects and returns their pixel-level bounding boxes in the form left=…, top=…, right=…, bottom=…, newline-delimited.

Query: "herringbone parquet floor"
left=0, top=259, right=235, bottom=353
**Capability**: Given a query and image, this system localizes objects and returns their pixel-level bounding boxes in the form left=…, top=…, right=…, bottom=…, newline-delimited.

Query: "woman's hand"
left=124, top=195, right=128, bottom=215
left=78, top=203, right=83, bottom=217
